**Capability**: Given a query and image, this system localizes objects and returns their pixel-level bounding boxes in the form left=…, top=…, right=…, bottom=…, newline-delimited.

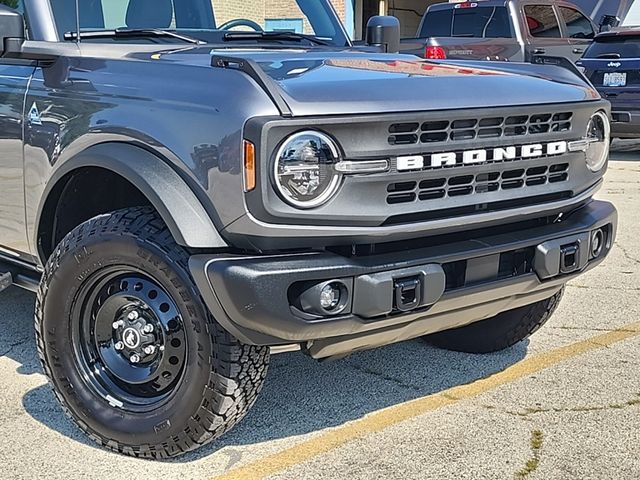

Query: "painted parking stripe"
left=212, top=321, right=640, bottom=480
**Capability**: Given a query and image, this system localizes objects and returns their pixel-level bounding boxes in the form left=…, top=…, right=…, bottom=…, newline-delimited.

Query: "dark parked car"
left=0, top=0, right=616, bottom=460
left=401, top=0, right=598, bottom=63
left=578, top=28, right=640, bottom=139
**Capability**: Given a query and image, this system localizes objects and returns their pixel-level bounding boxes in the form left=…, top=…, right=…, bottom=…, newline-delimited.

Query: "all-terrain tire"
left=425, top=289, right=564, bottom=354
left=35, top=207, right=270, bottom=459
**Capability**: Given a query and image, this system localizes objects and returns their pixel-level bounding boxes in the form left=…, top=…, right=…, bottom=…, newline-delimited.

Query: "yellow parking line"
left=212, top=321, right=640, bottom=480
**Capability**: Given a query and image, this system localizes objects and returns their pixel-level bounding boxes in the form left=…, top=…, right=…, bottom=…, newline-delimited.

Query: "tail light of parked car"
left=425, top=46, right=447, bottom=60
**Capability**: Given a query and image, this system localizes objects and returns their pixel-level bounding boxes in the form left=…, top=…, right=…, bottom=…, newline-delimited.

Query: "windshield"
left=50, top=0, right=349, bottom=46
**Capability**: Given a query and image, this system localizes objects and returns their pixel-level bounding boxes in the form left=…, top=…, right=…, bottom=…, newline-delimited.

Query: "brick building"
left=213, top=0, right=352, bottom=36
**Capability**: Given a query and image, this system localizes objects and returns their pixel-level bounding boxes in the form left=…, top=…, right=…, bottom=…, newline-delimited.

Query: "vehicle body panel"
left=0, top=61, right=35, bottom=258
left=22, top=46, right=279, bottom=257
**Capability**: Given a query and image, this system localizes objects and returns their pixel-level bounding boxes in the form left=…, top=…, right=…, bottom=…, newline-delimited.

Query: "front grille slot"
left=387, top=181, right=416, bottom=193
left=388, top=111, right=573, bottom=146
left=383, top=191, right=572, bottom=225
left=387, top=192, right=416, bottom=204
left=386, top=163, right=571, bottom=205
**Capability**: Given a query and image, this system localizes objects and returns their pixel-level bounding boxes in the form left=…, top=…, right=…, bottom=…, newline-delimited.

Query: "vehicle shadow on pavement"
left=3, top=287, right=528, bottom=462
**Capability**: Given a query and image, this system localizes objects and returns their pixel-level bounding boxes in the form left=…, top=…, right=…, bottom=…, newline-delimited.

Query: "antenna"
left=75, top=0, right=81, bottom=43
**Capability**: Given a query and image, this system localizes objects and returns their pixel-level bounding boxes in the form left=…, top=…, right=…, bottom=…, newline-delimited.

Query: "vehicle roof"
left=427, top=0, right=585, bottom=11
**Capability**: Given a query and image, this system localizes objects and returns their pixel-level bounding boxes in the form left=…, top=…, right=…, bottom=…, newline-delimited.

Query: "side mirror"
left=0, top=5, right=25, bottom=57
left=599, top=15, right=621, bottom=32
left=366, top=16, right=400, bottom=54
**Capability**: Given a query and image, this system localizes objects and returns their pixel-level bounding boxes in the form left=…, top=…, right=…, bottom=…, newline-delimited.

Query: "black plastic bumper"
left=611, top=110, right=640, bottom=138
left=190, top=200, right=617, bottom=358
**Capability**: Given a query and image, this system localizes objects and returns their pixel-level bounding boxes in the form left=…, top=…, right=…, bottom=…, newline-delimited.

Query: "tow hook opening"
left=394, top=276, right=422, bottom=312
left=560, top=243, right=580, bottom=274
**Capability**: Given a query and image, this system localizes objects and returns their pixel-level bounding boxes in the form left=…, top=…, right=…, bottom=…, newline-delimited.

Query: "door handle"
left=534, top=48, right=546, bottom=54
left=573, top=48, right=584, bottom=54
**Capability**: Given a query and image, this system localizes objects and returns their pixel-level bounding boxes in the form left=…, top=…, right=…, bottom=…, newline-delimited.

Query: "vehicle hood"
left=158, top=48, right=600, bottom=116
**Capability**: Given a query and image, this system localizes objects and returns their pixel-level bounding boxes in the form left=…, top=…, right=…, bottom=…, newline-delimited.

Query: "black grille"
left=388, top=112, right=573, bottom=146
left=387, top=163, right=570, bottom=205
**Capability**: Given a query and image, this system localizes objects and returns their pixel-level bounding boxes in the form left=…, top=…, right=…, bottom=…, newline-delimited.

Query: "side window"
left=524, top=5, right=561, bottom=38
left=559, top=7, right=594, bottom=39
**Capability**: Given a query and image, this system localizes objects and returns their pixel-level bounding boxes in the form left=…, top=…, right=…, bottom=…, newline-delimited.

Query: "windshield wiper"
left=223, top=31, right=331, bottom=46
left=595, top=53, right=622, bottom=59
left=64, top=28, right=206, bottom=45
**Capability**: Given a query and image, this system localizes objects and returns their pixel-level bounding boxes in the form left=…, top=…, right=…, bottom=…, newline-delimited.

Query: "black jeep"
left=0, top=0, right=617, bottom=459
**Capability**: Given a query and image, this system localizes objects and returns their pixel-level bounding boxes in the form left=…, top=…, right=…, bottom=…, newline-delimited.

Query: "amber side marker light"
left=243, top=140, right=256, bottom=192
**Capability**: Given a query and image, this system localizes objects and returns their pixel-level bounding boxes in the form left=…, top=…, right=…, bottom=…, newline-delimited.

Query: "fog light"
left=590, top=229, right=606, bottom=259
left=320, top=283, right=342, bottom=311
left=297, top=280, right=350, bottom=316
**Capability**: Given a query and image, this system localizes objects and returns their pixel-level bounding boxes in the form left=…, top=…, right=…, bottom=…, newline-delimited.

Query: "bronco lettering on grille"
left=396, top=141, right=568, bottom=171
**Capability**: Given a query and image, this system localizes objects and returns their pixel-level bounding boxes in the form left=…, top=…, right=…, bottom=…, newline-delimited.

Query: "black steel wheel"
left=36, top=207, right=270, bottom=458
left=72, top=270, right=187, bottom=411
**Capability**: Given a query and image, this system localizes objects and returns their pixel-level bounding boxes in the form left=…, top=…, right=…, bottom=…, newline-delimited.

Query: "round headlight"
left=274, top=131, right=342, bottom=208
left=585, top=111, right=610, bottom=172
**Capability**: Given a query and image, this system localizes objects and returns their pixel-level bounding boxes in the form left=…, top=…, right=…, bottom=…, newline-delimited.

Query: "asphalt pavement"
left=0, top=142, right=638, bottom=480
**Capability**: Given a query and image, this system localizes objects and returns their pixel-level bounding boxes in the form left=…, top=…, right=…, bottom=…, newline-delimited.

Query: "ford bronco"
left=0, top=0, right=617, bottom=459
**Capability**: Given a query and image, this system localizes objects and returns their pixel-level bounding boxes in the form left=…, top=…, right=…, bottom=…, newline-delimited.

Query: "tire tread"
left=35, top=207, right=269, bottom=459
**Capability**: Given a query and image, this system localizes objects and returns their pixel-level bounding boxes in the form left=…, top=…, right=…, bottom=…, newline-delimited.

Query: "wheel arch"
left=36, top=142, right=228, bottom=262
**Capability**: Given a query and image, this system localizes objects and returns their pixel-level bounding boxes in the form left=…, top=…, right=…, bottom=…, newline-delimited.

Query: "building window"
left=265, top=18, right=304, bottom=33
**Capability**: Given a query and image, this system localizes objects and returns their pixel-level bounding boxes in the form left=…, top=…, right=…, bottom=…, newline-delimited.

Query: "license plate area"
left=604, top=72, right=627, bottom=87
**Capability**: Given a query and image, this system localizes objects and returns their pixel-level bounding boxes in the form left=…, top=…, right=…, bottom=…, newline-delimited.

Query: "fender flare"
left=37, top=142, right=228, bottom=250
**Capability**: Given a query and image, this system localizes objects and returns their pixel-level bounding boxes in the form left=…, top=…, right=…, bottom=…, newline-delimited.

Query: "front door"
left=557, top=5, right=596, bottom=63
left=0, top=61, right=36, bottom=257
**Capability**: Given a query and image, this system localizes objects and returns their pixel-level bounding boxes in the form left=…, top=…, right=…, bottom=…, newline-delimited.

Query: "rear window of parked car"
left=584, top=35, right=640, bottom=59
left=420, top=7, right=512, bottom=38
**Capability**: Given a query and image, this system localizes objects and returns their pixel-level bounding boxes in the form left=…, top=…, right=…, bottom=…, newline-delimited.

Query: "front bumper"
left=190, top=200, right=617, bottom=358
left=611, top=111, right=640, bottom=138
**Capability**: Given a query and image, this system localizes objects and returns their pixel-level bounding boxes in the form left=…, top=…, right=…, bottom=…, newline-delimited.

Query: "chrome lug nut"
left=129, top=354, right=141, bottom=364
left=143, top=345, right=156, bottom=355
left=142, top=324, right=154, bottom=334
left=127, top=310, right=140, bottom=321
left=114, top=341, right=125, bottom=351
left=112, top=320, right=124, bottom=330
left=159, top=345, right=165, bottom=352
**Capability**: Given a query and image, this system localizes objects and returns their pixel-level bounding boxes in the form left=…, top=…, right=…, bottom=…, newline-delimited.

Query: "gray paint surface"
left=0, top=40, right=602, bottom=259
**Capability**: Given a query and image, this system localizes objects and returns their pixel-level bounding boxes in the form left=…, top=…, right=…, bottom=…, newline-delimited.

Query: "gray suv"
left=0, top=0, right=617, bottom=459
